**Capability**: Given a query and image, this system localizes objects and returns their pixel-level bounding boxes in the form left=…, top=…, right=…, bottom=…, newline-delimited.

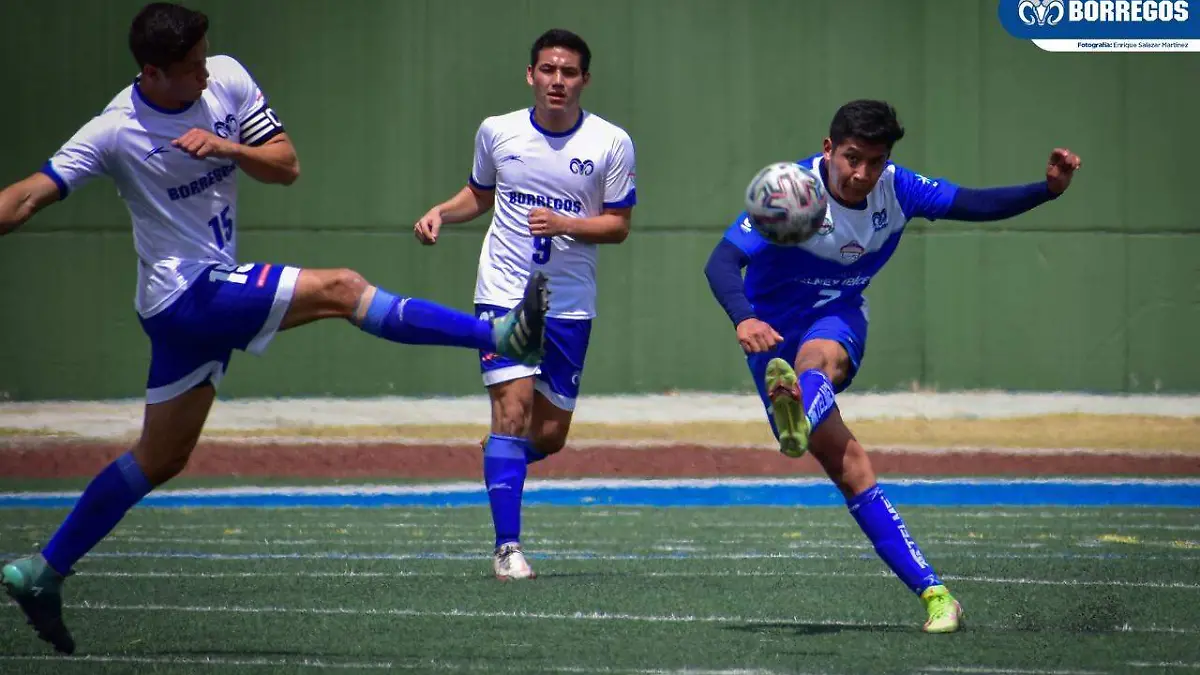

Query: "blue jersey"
left=723, top=154, right=958, bottom=334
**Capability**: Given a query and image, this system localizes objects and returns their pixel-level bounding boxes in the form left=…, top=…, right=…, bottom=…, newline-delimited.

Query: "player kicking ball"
left=414, top=29, right=636, bottom=580
left=0, top=3, right=547, bottom=654
left=705, top=99, right=1081, bottom=633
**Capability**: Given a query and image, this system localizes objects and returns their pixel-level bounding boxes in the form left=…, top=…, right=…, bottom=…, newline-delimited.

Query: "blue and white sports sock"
left=358, top=288, right=494, bottom=352
left=42, top=451, right=153, bottom=575
left=847, top=484, right=942, bottom=594
left=799, top=368, right=837, bottom=431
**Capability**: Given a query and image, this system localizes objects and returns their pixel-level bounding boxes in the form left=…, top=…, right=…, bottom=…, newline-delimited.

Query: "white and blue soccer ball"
left=744, top=162, right=828, bottom=246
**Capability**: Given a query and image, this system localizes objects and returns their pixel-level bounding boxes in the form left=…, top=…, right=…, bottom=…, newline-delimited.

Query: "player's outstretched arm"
left=941, top=148, right=1081, bottom=222
left=171, top=130, right=299, bottom=186
left=414, top=185, right=495, bottom=245
left=0, top=173, right=61, bottom=236
left=527, top=207, right=630, bottom=245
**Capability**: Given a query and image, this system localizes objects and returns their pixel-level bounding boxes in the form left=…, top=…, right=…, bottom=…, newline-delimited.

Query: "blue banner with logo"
left=998, top=0, right=1199, bottom=49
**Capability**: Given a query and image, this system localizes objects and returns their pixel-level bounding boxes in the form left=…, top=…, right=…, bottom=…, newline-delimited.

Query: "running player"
left=413, top=29, right=636, bottom=580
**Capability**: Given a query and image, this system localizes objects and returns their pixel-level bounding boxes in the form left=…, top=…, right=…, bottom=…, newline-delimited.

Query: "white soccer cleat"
left=493, top=543, right=536, bottom=581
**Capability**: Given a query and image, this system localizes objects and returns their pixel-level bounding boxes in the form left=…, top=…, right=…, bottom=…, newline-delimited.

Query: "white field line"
left=77, top=568, right=1200, bottom=590
left=0, top=655, right=800, bottom=675
left=57, top=601, right=1200, bottom=636
left=15, top=550, right=1198, bottom=563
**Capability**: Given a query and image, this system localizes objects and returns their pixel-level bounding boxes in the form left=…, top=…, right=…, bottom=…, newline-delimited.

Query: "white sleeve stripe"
left=241, top=117, right=273, bottom=138
left=239, top=104, right=283, bottom=146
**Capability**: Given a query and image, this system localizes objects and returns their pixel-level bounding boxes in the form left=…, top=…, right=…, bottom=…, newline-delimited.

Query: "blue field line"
left=1, top=478, right=1199, bottom=508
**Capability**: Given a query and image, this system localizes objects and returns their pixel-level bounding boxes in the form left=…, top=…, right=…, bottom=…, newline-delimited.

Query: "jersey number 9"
left=532, top=236, right=552, bottom=264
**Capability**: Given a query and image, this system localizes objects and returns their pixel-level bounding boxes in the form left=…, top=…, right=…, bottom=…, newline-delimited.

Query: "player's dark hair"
left=829, top=100, right=906, bottom=150
left=530, top=29, right=591, bottom=73
left=129, top=2, right=209, bottom=69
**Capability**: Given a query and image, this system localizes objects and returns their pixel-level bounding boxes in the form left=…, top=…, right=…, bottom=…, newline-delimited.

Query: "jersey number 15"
left=208, top=205, right=234, bottom=249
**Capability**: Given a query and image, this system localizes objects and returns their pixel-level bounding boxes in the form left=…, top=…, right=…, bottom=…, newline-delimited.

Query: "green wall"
left=0, top=0, right=1196, bottom=400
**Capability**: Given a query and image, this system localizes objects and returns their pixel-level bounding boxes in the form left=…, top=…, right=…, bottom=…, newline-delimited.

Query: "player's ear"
left=822, top=137, right=833, bottom=158
left=581, top=71, right=591, bottom=86
left=526, top=65, right=535, bottom=87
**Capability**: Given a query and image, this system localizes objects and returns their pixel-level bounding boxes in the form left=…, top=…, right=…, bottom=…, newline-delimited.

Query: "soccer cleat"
left=493, top=542, right=536, bottom=581
left=921, top=584, right=964, bottom=634
left=765, top=358, right=812, bottom=458
left=2, top=554, right=76, bottom=654
left=491, top=271, right=549, bottom=367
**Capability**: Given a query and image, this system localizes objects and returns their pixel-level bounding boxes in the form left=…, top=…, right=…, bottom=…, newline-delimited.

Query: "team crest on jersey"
left=212, top=113, right=239, bottom=139
left=871, top=208, right=889, bottom=231
left=840, top=240, right=865, bottom=262
left=569, top=158, right=595, bottom=175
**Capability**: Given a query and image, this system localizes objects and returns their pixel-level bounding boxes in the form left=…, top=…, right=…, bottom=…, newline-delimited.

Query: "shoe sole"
left=502, top=273, right=549, bottom=366
left=765, top=358, right=809, bottom=458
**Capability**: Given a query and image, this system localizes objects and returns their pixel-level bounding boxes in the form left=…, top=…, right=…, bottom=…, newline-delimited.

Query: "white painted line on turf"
left=37, top=550, right=1200, bottom=563
left=79, top=569, right=1200, bottom=590
left=916, top=662, right=1104, bottom=667
left=62, top=602, right=1200, bottom=635
left=1127, top=663, right=1200, bottom=670
left=0, top=655, right=800, bottom=675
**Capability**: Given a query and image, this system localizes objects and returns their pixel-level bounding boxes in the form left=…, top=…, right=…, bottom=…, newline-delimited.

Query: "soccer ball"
left=744, top=162, right=828, bottom=246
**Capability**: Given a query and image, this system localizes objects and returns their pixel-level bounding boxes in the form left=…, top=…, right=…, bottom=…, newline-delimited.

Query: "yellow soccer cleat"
left=765, top=358, right=811, bottom=458
left=921, top=585, right=964, bottom=633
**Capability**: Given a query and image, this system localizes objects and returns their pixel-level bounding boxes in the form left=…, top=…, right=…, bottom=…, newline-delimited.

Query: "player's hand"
left=414, top=209, right=442, bottom=245
left=1046, top=148, right=1082, bottom=195
left=172, top=128, right=239, bottom=160
left=528, top=208, right=570, bottom=237
left=735, top=318, right=783, bottom=354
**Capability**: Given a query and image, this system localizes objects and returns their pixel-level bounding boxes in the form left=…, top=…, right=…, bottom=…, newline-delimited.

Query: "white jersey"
left=469, top=108, right=637, bottom=319
left=42, top=55, right=285, bottom=318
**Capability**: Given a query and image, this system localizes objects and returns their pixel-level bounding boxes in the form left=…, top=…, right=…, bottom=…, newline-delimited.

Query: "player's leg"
left=478, top=314, right=589, bottom=580
left=805, top=402, right=962, bottom=633
left=277, top=266, right=547, bottom=364
left=474, top=306, right=539, bottom=580
left=527, top=317, right=590, bottom=456
left=2, top=310, right=226, bottom=654
left=766, top=312, right=962, bottom=633
left=482, top=375, right=539, bottom=580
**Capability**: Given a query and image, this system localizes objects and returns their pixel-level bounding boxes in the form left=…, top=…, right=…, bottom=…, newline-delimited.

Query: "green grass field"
left=2, top=505, right=1199, bottom=674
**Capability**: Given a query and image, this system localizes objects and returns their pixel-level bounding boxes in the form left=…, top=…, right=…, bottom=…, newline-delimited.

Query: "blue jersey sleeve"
left=893, top=164, right=959, bottom=222
left=722, top=212, right=770, bottom=258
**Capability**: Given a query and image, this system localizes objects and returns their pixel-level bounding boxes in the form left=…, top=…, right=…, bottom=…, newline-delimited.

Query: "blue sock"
left=848, top=485, right=942, bottom=595
left=42, top=452, right=153, bottom=576
left=799, top=368, right=837, bottom=431
left=484, top=435, right=533, bottom=548
left=358, top=288, right=494, bottom=352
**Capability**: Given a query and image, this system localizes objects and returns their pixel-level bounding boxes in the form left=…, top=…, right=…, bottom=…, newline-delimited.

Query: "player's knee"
left=131, top=439, right=197, bottom=486
left=491, top=395, right=532, bottom=437
left=323, top=268, right=370, bottom=315
left=531, top=429, right=568, bottom=455
left=795, top=340, right=851, bottom=384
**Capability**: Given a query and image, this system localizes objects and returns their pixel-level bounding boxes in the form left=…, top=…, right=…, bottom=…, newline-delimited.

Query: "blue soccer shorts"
left=475, top=303, right=591, bottom=411
left=745, top=304, right=869, bottom=428
left=138, top=262, right=300, bottom=404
